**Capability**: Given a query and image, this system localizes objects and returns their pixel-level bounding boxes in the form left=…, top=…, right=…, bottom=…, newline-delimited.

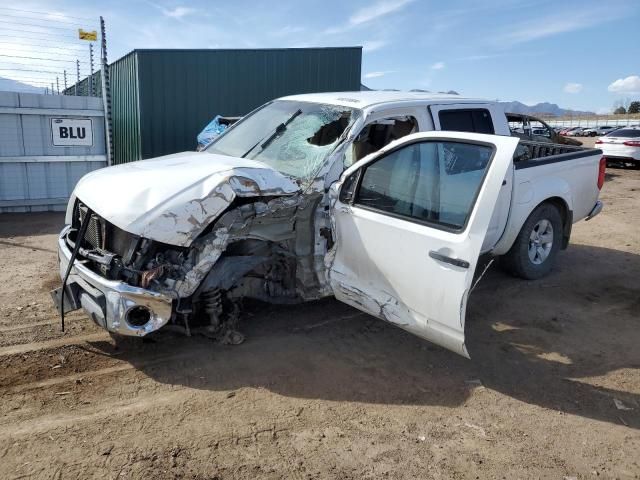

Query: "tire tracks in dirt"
left=0, top=318, right=83, bottom=334
left=0, top=332, right=110, bottom=357
left=3, top=349, right=207, bottom=395
left=0, top=389, right=194, bottom=439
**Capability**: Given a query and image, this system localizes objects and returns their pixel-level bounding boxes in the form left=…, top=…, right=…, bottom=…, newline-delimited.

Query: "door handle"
left=429, top=251, right=470, bottom=269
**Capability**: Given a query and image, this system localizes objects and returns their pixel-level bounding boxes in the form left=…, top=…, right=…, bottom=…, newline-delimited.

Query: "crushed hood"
left=72, top=151, right=300, bottom=246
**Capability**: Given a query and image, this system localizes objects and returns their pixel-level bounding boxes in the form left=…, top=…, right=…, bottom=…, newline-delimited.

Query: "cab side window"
left=354, top=140, right=493, bottom=231
left=438, top=109, right=495, bottom=134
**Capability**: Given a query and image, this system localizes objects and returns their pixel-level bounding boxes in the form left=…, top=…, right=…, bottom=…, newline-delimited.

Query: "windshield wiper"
left=241, top=109, right=302, bottom=158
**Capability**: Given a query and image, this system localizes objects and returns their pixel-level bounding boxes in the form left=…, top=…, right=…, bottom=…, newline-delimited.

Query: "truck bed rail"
left=514, top=140, right=601, bottom=169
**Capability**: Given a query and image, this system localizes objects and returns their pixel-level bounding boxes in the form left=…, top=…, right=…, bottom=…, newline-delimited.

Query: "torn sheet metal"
left=154, top=195, right=302, bottom=299
left=329, top=270, right=469, bottom=358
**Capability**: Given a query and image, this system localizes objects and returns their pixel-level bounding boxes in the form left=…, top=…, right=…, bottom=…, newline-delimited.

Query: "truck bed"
left=514, top=140, right=601, bottom=167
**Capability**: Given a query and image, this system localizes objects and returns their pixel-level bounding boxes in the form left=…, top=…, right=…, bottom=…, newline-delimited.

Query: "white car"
left=597, top=127, right=640, bottom=167
left=583, top=126, right=619, bottom=137
left=567, top=127, right=587, bottom=136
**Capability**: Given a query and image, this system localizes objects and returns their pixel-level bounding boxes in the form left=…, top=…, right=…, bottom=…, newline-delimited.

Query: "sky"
left=1, top=0, right=640, bottom=113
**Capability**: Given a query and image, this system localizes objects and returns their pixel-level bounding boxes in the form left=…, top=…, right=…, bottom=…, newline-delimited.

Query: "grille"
left=77, top=203, right=105, bottom=250
left=74, top=200, right=136, bottom=257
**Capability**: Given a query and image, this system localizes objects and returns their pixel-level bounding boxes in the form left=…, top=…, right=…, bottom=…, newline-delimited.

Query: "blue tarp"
left=197, top=115, right=229, bottom=150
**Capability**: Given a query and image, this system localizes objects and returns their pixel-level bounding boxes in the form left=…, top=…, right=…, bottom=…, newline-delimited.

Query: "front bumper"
left=54, top=225, right=173, bottom=336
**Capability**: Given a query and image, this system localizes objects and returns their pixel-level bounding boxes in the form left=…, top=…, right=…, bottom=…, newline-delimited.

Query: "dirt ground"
left=1, top=163, right=639, bottom=479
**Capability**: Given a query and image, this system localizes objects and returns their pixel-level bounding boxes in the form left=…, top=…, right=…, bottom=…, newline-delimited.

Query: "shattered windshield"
left=206, top=100, right=359, bottom=181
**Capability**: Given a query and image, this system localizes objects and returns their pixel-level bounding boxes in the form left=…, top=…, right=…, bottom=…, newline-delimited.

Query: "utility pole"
left=56, top=77, right=60, bottom=95
left=100, top=16, right=113, bottom=166
left=89, top=43, right=95, bottom=96
left=76, top=59, right=81, bottom=96
left=51, top=82, right=54, bottom=95
left=63, top=70, right=68, bottom=94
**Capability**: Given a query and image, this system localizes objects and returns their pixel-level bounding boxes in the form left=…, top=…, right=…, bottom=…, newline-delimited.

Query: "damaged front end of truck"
left=53, top=153, right=334, bottom=342
left=53, top=99, right=360, bottom=341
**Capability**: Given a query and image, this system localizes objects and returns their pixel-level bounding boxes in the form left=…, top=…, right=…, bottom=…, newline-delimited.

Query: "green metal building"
left=69, top=47, right=362, bottom=164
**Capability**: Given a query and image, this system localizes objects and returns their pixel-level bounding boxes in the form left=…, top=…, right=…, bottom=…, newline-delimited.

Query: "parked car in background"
left=560, top=127, right=581, bottom=136
left=583, top=126, right=619, bottom=137
left=507, top=113, right=581, bottom=146
left=598, top=126, right=621, bottom=135
left=597, top=127, right=640, bottom=167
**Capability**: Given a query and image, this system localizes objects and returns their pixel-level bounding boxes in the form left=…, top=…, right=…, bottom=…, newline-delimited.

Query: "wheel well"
left=540, top=197, right=572, bottom=249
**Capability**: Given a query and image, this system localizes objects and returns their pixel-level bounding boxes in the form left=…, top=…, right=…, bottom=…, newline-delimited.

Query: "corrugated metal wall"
left=132, top=47, right=362, bottom=160
left=0, top=92, right=106, bottom=213
left=110, top=53, right=141, bottom=164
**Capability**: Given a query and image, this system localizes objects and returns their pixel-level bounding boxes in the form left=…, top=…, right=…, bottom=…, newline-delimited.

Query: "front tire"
left=501, top=203, right=563, bottom=280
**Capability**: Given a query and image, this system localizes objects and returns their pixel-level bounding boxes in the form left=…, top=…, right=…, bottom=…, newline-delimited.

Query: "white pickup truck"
left=53, top=92, right=605, bottom=357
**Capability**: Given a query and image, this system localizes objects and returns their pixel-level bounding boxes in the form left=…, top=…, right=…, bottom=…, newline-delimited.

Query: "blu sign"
left=51, top=118, right=93, bottom=146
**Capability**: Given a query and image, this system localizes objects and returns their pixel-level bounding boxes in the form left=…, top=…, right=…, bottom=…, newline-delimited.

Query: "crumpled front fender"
left=69, top=151, right=300, bottom=247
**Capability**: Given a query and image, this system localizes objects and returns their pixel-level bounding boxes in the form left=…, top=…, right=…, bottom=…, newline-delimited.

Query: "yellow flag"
left=78, top=29, right=97, bottom=41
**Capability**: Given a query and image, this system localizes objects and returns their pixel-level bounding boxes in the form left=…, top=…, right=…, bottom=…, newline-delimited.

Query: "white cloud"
left=496, top=8, right=625, bottom=46
left=564, top=82, right=583, bottom=94
left=459, top=54, right=497, bottom=61
left=364, top=71, right=394, bottom=78
left=325, top=0, right=412, bottom=34
left=608, top=75, right=640, bottom=94
left=430, top=61, right=445, bottom=70
left=271, top=25, right=305, bottom=37
left=362, top=40, right=387, bottom=53
left=456, top=52, right=542, bottom=62
left=146, top=2, right=196, bottom=19
left=161, top=6, right=195, bottom=18
left=349, top=0, right=413, bottom=26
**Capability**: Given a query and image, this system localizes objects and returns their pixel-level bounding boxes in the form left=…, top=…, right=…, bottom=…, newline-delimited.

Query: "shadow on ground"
left=0, top=212, right=65, bottom=238
left=86, top=242, right=639, bottom=429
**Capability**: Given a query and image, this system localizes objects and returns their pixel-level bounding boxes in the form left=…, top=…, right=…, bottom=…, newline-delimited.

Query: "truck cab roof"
left=279, top=91, right=489, bottom=109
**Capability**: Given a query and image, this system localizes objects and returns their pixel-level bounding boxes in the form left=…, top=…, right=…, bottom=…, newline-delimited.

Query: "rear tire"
left=501, top=203, right=563, bottom=280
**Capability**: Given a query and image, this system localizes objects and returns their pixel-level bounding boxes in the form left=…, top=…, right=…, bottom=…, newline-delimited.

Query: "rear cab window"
left=439, top=109, right=495, bottom=134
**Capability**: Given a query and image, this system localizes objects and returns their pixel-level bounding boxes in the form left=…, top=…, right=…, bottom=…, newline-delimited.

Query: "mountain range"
left=499, top=100, right=595, bottom=116
left=0, top=76, right=46, bottom=94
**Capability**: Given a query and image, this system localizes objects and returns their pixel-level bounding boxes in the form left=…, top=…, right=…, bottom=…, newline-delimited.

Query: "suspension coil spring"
left=201, top=289, right=223, bottom=327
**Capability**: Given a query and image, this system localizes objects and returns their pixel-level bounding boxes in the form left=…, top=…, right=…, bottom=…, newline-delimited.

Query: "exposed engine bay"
left=65, top=191, right=330, bottom=342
